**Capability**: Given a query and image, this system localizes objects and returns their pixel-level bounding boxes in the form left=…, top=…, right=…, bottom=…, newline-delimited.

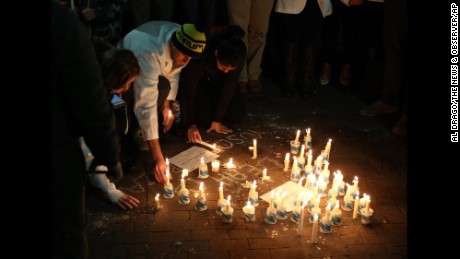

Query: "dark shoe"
left=392, top=115, right=407, bottom=136
left=248, top=80, right=262, bottom=93
left=239, top=81, right=248, bottom=94
left=359, top=100, right=399, bottom=117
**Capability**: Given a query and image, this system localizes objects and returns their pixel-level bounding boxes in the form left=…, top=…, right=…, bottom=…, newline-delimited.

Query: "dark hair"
left=213, top=26, right=246, bottom=68
left=92, top=37, right=140, bottom=91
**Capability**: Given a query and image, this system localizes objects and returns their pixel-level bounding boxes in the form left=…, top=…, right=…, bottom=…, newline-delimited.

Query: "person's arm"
left=178, top=59, right=205, bottom=142
left=53, top=2, right=120, bottom=175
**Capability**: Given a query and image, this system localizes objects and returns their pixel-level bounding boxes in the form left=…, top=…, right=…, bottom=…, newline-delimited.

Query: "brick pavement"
left=86, top=77, right=407, bottom=259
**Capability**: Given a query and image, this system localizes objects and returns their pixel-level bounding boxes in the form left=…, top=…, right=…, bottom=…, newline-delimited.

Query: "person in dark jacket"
left=178, top=25, right=246, bottom=143
left=52, top=2, right=123, bottom=258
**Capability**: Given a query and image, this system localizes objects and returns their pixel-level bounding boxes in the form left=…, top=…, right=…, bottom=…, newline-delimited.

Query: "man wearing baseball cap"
left=118, top=21, right=206, bottom=184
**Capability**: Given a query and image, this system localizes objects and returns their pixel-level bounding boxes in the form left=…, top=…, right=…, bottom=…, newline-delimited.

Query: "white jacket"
left=119, top=21, right=186, bottom=140
left=275, top=0, right=332, bottom=18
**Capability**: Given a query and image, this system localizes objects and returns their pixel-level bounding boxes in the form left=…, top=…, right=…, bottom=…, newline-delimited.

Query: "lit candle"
left=311, top=214, right=318, bottom=244
left=211, top=160, right=220, bottom=173
left=163, top=169, right=174, bottom=198
left=178, top=170, right=190, bottom=205
left=249, top=180, right=259, bottom=206
left=248, top=139, right=257, bottom=159
left=297, top=203, right=305, bottom=236
left=165, top=158, right=170, bottom=173
left=299, top=144, right=305, bottom=158
left=225, top=158, right=235, bottom=169
left=221, top=195, right=233, bottom=223
left=243, top=200, right=255, bottom=222
left=290, top=156, right=300, bottom=182
left=198, top=157, right=209, bottom=178
left=269, top=190, right=274, bottom=209
left=199, top=182, right=204, bottom=199
left=304, top=128, right=312, bottom=149
left=283, top=153, right=290, bottom=171
left=352, top=191, right=360, bottom=219
left=261, top=168, right=270, bottom=181
left=294, top=130, right=300, bottom=145
left=155, top=193, right=160, bottom=210
left=307, top=150, right=313, bottom=166
left=353, top=176, right=359, bottom=188
left=180, top=173, right=186, bottom=189
left=226, top=195, right=232, bottom=210
left=324, top=139, right=332, bottom=158
left=366, top=197, right=371, bottom=214
left=218, top=182, right=224, bottom=200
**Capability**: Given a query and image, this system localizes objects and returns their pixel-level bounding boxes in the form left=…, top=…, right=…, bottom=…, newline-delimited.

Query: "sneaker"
left=238, top=81, right=248, bottom=94
left=392, top=115, right=407, bottom=136
left=133, top=129, right=149, bottom=151
left=248, top=80, right=262, bottom=93
left=359, top=100, right=399, bottom=117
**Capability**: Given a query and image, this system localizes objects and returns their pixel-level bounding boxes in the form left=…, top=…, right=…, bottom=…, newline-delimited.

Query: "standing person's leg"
left=246, top=0, right=275, bottom=93
left=53, top=146, right=89, bottom=259
left=225, top=0, right=251, bottom=93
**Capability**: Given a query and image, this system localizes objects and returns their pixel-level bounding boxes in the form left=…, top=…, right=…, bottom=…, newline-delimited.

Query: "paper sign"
left=260, top=181, right=303, bottom=212
left=169, top=146, right=219, bottom=172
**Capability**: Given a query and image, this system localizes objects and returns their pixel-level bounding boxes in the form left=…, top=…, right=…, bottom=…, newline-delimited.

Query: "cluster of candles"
left=154, top=129, right=374, bottom=241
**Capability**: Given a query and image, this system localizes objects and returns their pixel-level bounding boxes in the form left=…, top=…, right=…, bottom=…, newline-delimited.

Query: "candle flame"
left=155, top=193, right=159, bottom=199
left=166, top=158, right=169, bottom=165
left=182, top=169, right=188, bottom=178
left=246, top=200, right=251, bottom=206
left=306, top=128, right=310, bottom=133
left=314, top=213, right=318, bottom=220
left=200, top=157, right=204, bottom=163
left=285, top=153, right=290, bottom=160
left=252, top=180, right=257, bottom=187
left=227, top=195, right=231, bottom=202
left=220, top=182, right=223, bottom=188
left=199, top=182, right=204, bottom=190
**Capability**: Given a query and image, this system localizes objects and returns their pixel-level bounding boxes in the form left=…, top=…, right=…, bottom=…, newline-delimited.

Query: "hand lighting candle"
left=283, top=153, right=290, bottom=171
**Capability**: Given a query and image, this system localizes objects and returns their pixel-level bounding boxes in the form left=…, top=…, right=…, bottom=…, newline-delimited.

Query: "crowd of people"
left=52, top=0, right=407, bottom=258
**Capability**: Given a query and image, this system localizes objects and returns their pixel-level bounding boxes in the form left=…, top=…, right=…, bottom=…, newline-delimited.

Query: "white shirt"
left=275, top=0, right=332, bottom=18
left=119, top=21, right=186, bottom=140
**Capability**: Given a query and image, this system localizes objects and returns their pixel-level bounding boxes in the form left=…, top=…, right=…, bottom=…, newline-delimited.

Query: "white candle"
left=211, top=160, right=220, bottom=173
left=155, top=193, right=160, bottom=209
left=290, top=156, right=298, bottom=178
left=165, top=158, right=170, bottom=173
left=226, top=195, right=232, bottom=210
left=243, top=201, right=255, bottom=215
left=219, top=182, right=224, bottom=200
left=199, top=182, right=204, bottom=199
left=304, top=128, right=311, bottom=144
left=269, top=190, right=274, bottom=209
left=180, top=176, right=185, bottom=190
left=353, top=191, right=360, bottom=219
left=283, top=153, right=290, bottom=171
left=307, top=150, right=313, bottom=166
left=165, top=169, right=171, bottom=185
left=252, top=139, right=257, bottom=158
left=294, top=130, right=300, bottom=145
left=297, top=204, right=305, bottom=236
left=325, top=139, right=332, bottom=153
left=366, top=198, right=371, bottom=214
left=299, top=144, right=305, bottom=158
left=311, top=213, right=318, bottom=244
left=262, top=168, right=270, bottom=181
left=353, top=176, right=359, bottom=189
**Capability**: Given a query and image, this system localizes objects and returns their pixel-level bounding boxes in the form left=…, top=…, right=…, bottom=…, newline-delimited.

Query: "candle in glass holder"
left=178, top=171, right=190, bottom=205
left=211, top=160, right=220, bottom=173
left=198, top=157, right=209, bottom=178
left=265, top=190, right=277, bottom=224
left=225, top=158, right=235, bottom=169
left=242, top=200, right=255, bottom=222
left=195, top=182, right=207, bottom=211
left=163, top=169, right=174, bottom=199
left=216, top=182, right=226, bottom=215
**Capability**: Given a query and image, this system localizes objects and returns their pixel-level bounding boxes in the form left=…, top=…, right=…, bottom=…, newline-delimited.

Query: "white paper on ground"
left=259, top=181, right=301, bottom=212
left=169, top=146, right=219, bottom=172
